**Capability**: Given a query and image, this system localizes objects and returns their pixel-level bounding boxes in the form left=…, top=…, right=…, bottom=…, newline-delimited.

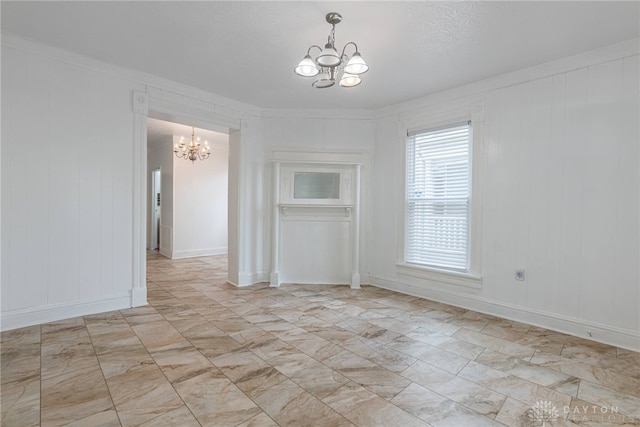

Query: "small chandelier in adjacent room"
left=173, top=126, right=211, bottom=163
left=294, top=12, right=369, bottom=88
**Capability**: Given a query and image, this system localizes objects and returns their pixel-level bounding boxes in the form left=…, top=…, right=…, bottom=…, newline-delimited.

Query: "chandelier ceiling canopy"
left=294, top=12, right=369, bottom=89
left=173, top=126, right=211, bottom=163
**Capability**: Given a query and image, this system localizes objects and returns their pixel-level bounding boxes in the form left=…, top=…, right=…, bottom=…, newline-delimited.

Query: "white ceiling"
left=2, top=1, right=638, bottom=111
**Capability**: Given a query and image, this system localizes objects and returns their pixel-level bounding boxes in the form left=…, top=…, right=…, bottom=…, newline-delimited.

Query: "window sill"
left=396, top=263, right=482, bottom=289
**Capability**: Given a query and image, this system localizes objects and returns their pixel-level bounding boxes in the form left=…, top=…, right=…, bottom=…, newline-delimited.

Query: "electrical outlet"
left=515, top=269, right=525, bottom=281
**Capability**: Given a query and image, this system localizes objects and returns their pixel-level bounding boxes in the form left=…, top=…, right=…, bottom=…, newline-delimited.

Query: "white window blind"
left=406, top=122, right=471, bottom=271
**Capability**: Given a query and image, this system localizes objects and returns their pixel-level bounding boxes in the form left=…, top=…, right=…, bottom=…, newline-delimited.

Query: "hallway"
left=2, top=253, right=639, bottom=426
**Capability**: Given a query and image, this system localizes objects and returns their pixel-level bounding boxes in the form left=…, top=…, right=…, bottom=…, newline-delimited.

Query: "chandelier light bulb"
left=344, top=52, right=369, bottom=75
left=295, top=55, right=320, bottom=77
left=339, top=72, right=361, bottom=88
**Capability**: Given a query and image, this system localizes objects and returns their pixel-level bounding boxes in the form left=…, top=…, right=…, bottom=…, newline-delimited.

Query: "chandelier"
left=173, top=126, right=211, bottom=163
left=294, top=12, right=369, bottom=88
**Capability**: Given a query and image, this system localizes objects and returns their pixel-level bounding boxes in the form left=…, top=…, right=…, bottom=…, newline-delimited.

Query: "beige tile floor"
left=2, top=252, right=639, bottom=426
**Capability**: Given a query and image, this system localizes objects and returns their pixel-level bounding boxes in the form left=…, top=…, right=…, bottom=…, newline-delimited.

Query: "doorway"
left=151, top=169, right=161, bottom=251
left=146, top=117, right=230, bottom=259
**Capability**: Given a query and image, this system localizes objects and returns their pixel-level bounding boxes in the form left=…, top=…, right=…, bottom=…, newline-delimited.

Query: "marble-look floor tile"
left=40, top=340, right=100, bottom=380
left=95, top=342, right=156, bottom=379
left=427, top=375, right=507, bottom=418
left=1, top=325, right=41, bottom=347
left=288, top=336, right=344, bottom=361
left=174, top=370, right=261, bottom=426
left=131, top=320, right=185, bottom=350
left=150, top=343, right=215, bottom=384
left=454, top=328, right=535, bottom=360
left=494, top=397, right=536, bottom=427
left=62, top=409, right=121, bottom=427
left=41, top=366, right=114, bottom=427
left=236, top=412, right=280, bottom=427
left=0, top=345, right=40, bottom=385
left=530, top=350, right=640, bottom=398
left=136, top=405, right=200, bottom=427
left=323, top=382, right=428, bottom=427
left=211, top=351, right=288, bottom=399
left=577, top=380, right=640, bottom=419
left=106, top=365, right=184, bottom=426
left=459, top=361, right=572, bottom=409
left=1, top=376, right=40, bottom=427
left=254, top=379, right=353, bottom=427
left=391, top=382, right=502, bottom=426
left=4, top=251, right=640, bottom=427
left=477, top=349, right=580, bottom=396
left=563, top=397, right=637, bottom=426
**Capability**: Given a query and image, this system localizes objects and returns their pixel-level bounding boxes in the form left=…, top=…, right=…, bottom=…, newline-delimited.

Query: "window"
left=406, top=122, right=471, bottom=272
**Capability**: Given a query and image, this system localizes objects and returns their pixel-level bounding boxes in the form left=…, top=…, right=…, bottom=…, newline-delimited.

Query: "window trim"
left=397, top=104, right=484, bottom=289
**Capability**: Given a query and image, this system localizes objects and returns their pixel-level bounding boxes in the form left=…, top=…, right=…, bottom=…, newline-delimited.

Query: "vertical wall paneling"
left=2, top=47, right=29, bottom=310
left=543, top=74, right=567, bottom=315
left=615, top=55, right=640, bottom=329
left=78, top=68, right=104, bottom=301
left=579, top=60, right=623, bottom=324
left=23, top=52, right=52, bottom=309
left=27, top=53, right=54, bottom=308
left=480, top=91, right=501, bottom=301
left=514, top=82, right=535, bottom=308
left=556, top=68, right=588, bottom=320
left=526, top=76, right=553, bottom=312
left=1, top=39, right=148, bottom=329
left=110, top=78, right=135, bottom=297
left=492, top=84, right=523, bottom=305
left=47, top=58, right=81, bottom=306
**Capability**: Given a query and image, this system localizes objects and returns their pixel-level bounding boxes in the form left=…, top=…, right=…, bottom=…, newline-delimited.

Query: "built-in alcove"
left=269, top=150, right=365, bottom=289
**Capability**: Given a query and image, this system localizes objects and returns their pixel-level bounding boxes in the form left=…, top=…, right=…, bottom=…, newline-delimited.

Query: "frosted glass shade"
left=317, top=45, right=341, bottom=67
left=294, top=55, right=320, bottom=77
left=344, top=52, right=368, bottom=74
left=312, top=72, right=334, bottom=88
left=339, top=73, right=361, bottom=87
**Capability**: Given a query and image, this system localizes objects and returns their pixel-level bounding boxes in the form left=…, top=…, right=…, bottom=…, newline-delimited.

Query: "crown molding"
left=1, top=32, right=261, bottom=117
left=374, top=38, right=640, bottom=118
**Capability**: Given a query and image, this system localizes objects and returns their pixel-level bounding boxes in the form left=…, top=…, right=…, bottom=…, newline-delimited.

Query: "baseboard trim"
left=237, top=271, right=269, bottom=287
left=1, top=293, right=132, bottom=332
left=130, top=287, right=148, bottom=307
left=171, top=247, right=227, bottom=259
left=369, top=274, right=640, bottom=352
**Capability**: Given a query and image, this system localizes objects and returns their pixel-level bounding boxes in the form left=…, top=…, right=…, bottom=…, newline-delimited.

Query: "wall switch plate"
left=515, top=269, right=525, bottom=281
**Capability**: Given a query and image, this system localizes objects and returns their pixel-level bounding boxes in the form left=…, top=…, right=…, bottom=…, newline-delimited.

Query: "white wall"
left=173, top=135, right=229, bottom=258
left=1, top=34, right=258, bottom=329
left=370, top=45, right=640, bottom=350
left=147, top=136, right=174, bottom=256
left=1, top=41, right=145, bottom=328
left=2, top=31, right=637, bottom=352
